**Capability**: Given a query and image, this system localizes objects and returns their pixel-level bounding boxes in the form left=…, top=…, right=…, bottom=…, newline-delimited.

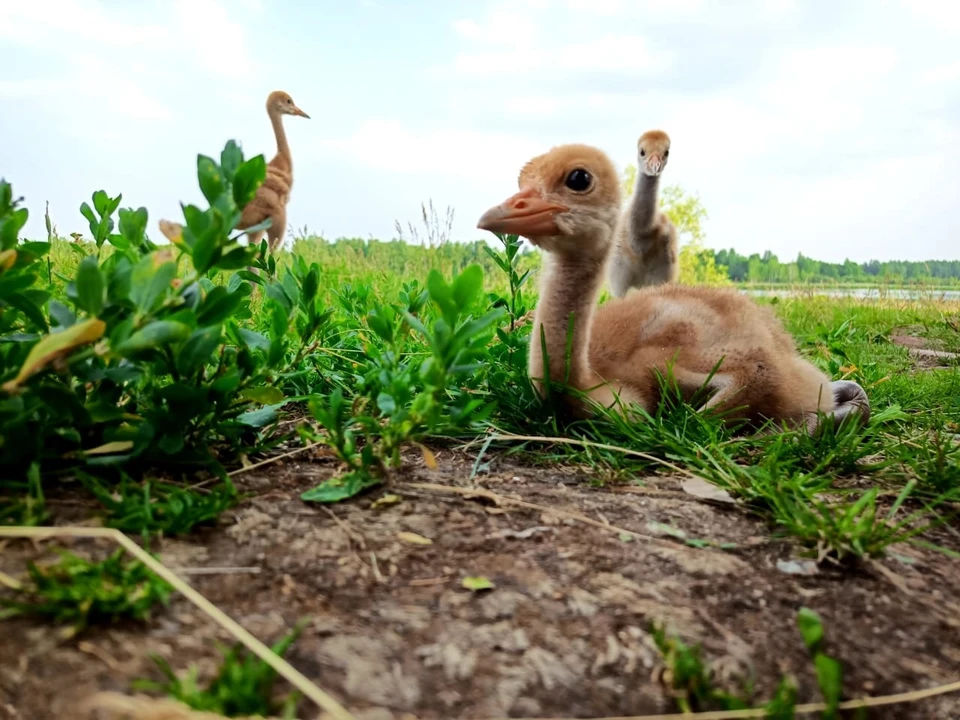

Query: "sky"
left=1, top=0, right=959, bottom=263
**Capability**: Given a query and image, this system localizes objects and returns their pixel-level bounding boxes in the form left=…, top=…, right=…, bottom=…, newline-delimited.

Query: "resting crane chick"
left=476, top=143, right=870, bottom=433
left=239, top=90, right=310, bottom=252
left=608, top=130, right=679, bottom=297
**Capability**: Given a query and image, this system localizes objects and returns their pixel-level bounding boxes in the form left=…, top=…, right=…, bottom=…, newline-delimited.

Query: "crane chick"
left=608, top=130, right=679, bottom=297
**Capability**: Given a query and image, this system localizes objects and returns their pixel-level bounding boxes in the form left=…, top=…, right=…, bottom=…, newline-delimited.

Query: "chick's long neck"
left=530, top=249, right=606, bottom=388
left=631, top=172, right=660, bottom=232
left=269, top=109, right=292, bottom=171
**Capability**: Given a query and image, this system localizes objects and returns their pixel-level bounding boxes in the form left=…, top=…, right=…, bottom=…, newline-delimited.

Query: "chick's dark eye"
left=565, top=168, right=592, bottom=192
left=639, top=149, right=646, bottom=157
left=664, top=149, right=670, bottom=157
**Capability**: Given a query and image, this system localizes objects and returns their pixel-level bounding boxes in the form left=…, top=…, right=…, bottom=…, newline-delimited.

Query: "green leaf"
left=197, top=155, right=226, bottom=205
left=236, top=405, right=278, bottom=428
left=197, top=287, right=244, bottom=326
left=2, top=318, right=105, bottom=392
left=796, top=607, right=824, bottom=651
left=265, top=282, right=293, bottom=314
left=79, top=201, right=95, bottom=225
left=301, top=470, right=380, bottom=504
left=106, top=255, right=133, bottom=304
left=211, top=370, right=242, bottom=395
left=237, top=328, right=270, bottom=351
left=0, top=270, right=37, bottom=298
left=301, top=265, right=319, bottom=304
left=86, top=191, right=118, bottom=246
left=119, top=207, right=148, bottom=248
left=232, top=155, right=267, bottom=209
left=240, top=387, right=285, bottom=405
left=237, top=269, right=265, bottom=286
left=6, top=292, right=49, bottom=331
left=367, top=308, right=393, bottom=342
left=401, top=311, right=427, bottom=336
left=180, top=205, right=207, bottom=246
left=84, top=440, right=135, bottom=456
left=376, top=393, right=397, bottom=415
left=482, top=245, right=509, bottom=272
left=267, top=301, right=289, bottom=366
left=106, top=233, right=131, bottom=251
left=157, top=432, right=185, bottom=455
left=237, top=218, right=272, bottom=240
left=48, top=301, right=75, bottom=329
left=0, top=207, right=28, bottom=250
left=75, top=256, right=105, bottom=316
left=216, top=246, right=255, bottom=270
left=462, top=576, right=495, bottom=592
left=813, top=653, right=842, bottom=712
left=116, top=321, right=191, bottom=355
left=92, top=189, right=110, bottom=216
left=176, top=326, right=221, bottom=376
left=220, top=140, right=244, bottom=180
left=426, top=269, right=455, bottom=317
left=452, top=264, right=483, bottom=309
left=19, top=241, right=51, bottom=258
left=191, top=215, right=225, bottom=274
left=130, top=256, right=176, bottom=314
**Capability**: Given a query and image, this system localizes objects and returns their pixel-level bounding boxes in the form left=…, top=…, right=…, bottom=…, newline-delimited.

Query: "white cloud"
left=0, top=0, right=166, bottom=48
left=452, top=8, right=541, bottom=47
left=772, top=45, right=898, bottom=95
left=171, top=0, right=258, bottom=80
left=448, top=1, right=673, bottom=79
left=316, top=120, right=540, bottom=182
left=4, top=0, right=959, bottom=261
left=0, top=0, right=277, bottom=246
left=908, top=0, right=960, bottom=34
left=563, top=0, right=708, bottom=19
left=0, top=56, right=172, bottom=126
left=922, top=60, right=960, bottom=87
left=0, top=0, right=263, bottom=121
left=393, top=0, right=960, bottom=260
left=755, top=0, right=798, bottom=18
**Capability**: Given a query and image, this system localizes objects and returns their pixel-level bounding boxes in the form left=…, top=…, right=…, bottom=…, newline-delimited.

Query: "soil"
left=890, top=329, right=960, bottom=370
left=2, top=450, right=960, bottom=720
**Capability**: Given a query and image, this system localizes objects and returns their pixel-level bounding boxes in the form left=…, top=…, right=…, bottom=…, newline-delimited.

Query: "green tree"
left=621, top=164, right=638, bottom=196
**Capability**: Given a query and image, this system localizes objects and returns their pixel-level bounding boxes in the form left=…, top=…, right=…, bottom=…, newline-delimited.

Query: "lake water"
left=741, top=287, right=960, bottom=301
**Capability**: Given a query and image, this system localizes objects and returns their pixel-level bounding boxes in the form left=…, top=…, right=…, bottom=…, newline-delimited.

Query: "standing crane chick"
left=608, top=130, right=679, bottom=297
left=240, top=90, right=310, bottom=253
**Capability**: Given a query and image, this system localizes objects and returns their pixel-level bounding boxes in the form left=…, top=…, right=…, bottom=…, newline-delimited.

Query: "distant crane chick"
left=608, top=130, right=678, bottom=297
left=240, top=90, right=310, bottom=253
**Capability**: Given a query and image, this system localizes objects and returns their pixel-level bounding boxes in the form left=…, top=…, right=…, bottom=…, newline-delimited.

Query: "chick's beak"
left=646, top=154, right=663, bottom=174
left=476, top=187, right=569, bottom=238
left=292, top=105, right=310, bottom=118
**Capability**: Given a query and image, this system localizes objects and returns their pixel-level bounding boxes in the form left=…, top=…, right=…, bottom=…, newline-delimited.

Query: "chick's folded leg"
left=670, top=366, right=746, bottom=417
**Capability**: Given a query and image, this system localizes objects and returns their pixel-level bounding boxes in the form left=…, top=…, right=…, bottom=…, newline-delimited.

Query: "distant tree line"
left=286, top=178, right=956, bottom=287
left=713, top=249, right=960, bottom=286
left=286, top=235, right=959, bottom=289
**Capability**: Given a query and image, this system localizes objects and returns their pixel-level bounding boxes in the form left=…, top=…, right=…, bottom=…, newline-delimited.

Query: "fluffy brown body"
left=590, top=284, right=833, bottom=424
left=478, top=143, right=869, bottom=431
left=240, top=90, right=310, bottom=253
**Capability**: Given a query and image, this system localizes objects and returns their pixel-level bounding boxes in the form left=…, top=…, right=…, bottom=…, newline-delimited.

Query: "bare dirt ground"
left=890, top=328, right=960, bottom=370
left=2, top=450, right=960, bottom=720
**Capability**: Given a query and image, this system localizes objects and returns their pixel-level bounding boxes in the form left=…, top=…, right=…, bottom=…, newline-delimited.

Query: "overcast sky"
left=1, top=0, right=958, bottom=262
